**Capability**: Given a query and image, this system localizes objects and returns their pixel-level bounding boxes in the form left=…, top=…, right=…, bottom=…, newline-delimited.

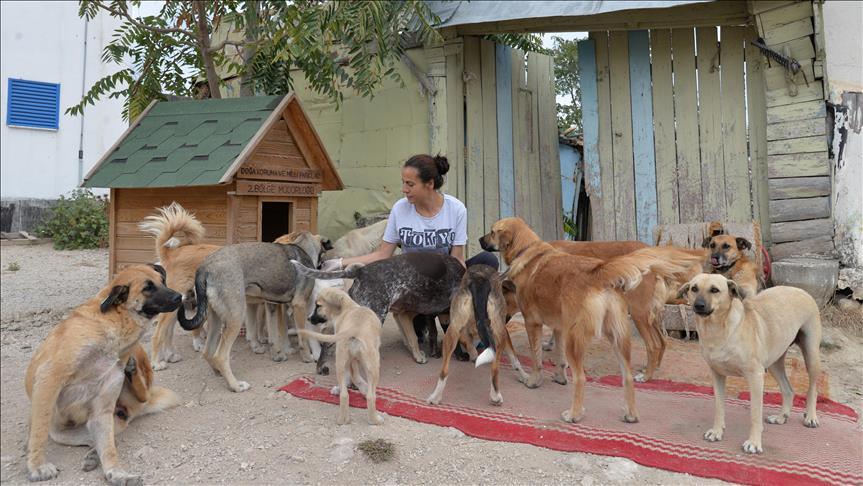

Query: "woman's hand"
left=341, top=240, right=398, bottom=267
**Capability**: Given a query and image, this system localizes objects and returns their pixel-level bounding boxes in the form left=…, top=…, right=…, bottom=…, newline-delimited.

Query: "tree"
left=549, top=35, right=582, bottom=134
left=69, top=0, right=442, bottom=120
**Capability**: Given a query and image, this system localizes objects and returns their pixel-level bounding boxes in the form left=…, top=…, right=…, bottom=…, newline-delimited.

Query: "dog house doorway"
left=260, top=200, right=292, bottom=242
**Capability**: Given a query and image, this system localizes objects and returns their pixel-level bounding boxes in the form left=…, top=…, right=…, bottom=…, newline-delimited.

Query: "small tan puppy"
left=25, top=264, right=182, bottom=484
left=297, top=287, right=383, bottom=425
left=678, top=274, right=821, bottom=454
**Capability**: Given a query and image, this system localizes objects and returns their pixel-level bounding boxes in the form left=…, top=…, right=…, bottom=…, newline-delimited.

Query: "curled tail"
left=595, top=247, right=707, bottom=292
left=297, top=328, right=357, bottom=344
left=467, top=279, right=496, bottom=350
left=290, top=260, right=363, bottom=280
left=139, top=386, right=180, bottom=417
left=138, top=202, right=206, bottom=262
left=177, top=269, right=208, bottom=330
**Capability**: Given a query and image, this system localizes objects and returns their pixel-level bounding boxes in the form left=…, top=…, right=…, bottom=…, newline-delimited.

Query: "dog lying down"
left=297, top=287, right=384, bottom=425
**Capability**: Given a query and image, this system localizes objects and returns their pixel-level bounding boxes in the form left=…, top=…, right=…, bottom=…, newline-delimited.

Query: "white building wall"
left=823, top=0, right=863, bottom=293
left=1, top=2, right=125, bottom=199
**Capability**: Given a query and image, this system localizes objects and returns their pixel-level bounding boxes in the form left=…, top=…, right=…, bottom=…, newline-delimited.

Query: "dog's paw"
left=368, top=413, right=384, bottom=425
left=151, top=360, right=168, bottom=371
left=301, top=352, right=315, bottom=363
left=191, top=338, right=205, bottom=352
left=521, top=374, right=543, bottom=389
left=542, top=339, right=555, bottom=352
left=766, top=414, right=788, bottom=425
left=552, top=371, right=568, bottom=385
left=489, top=390, right=503, bottom=406
left=82, top=449, right=100, bottom=472
left=231, top=381, right=251, bottom=393
left=105, top=469, right=143, bottom=486
left=742, top=439, right=763, bottom=454
left=124, top=357, right=137, bottom=375
left=166, top=350, right=183, bottom=363
left=703, top=428, right=724, bottom=442
left=330, top=385, right=340, bottom=396
left=336, top=415, right=351, bottom=425
left=270, top=350, right=289, bottom=362
left=561, top=408, right=585, bottom=424
left=803, top=413, right=820, bottom=428
left=28, top=462, right=60, bottom=482
left=250, top=343, right=267, bottom=354
left=622, top=413, right=639, bottom=424
left=634, top=371, right=648, bottom=383
left=413, top=351, right=428, bottom=364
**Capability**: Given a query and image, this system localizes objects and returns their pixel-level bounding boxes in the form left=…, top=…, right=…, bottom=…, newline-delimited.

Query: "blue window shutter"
left=6, top=78, right=61, bottom=130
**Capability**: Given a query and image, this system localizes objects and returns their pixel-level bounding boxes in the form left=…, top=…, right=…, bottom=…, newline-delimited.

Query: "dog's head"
left=311, top=287, right=352, bottom=323
left=275, top=231, right=332, bottom=267
left=701, top=231, right=751, bottom=271
left=99, top=264, right=182, bottom=322
left=479, top=217, right=540, bottom=264
left=677, top=273, right=746, bottom=317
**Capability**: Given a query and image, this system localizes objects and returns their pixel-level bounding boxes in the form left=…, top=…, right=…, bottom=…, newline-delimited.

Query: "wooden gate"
left=579, top=27, right=769, bottom=243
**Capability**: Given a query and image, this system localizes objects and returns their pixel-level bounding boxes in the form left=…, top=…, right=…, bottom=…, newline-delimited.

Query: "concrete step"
left=771, top=257, right=839, bottom=308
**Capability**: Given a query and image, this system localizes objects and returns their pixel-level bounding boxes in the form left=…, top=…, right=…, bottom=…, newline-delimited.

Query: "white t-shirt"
left=383, top=194, right=468, bottom=254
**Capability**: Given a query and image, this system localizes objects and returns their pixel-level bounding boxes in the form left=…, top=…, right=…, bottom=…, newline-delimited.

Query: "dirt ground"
left=1, top=244, right=861, bottom=485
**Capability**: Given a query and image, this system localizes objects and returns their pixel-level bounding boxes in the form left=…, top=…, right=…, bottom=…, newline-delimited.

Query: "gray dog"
left=291, top=252, right=466, bottom=371
left=178, top=232, right=330, bottom=392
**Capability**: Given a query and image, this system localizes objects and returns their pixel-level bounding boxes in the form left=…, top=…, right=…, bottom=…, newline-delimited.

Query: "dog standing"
left=678, top=274, right=821, bottom=454
left=702, top=223, right=760, bottom=297
left=24, top=265, right=181, bottom=484
left=297, top=288, right=384, bottom=425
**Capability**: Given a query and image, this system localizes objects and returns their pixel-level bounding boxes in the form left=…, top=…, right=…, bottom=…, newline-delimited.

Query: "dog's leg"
left=265, top=303, right=289, bottom=362
left=766, top=353, right=794, bottom=425
left=611, top=332, right=639, bottom=423
left=521, top=319, right=544, bottom=388
left=278, top=304, right=297, bottom=356
left=394, top=312, right=428, bottom=364
left=291, top=299, right=315, bottom=363
left=798, top=324, right=821, bottom=428
left=489, top=345, right=503, bottom=406
left=457, top=327, right=479, bottom=361
left=428, top=316, right=441, bottom=359
left=151, top=313, right=176, bottom=370
left=742, top=370, right=765, bottom=454
left=427, top=321, right=462, bottom=404
left=26, top=378, right=63, bottom=482
left=245, top=304, right=267, bottom=354
left=561, top=329, right=587, bottom=423
left=631, top=303, right=659, bottom=383
left=551, top=328, right=568, bottom=385
left=336, top=346, right=351, bottom=425
left=202, top=313, right=223, bottom=374
left=704, top=369, right=727, bottom=442
left=211, top=316, right=250, bottom=392
left=364, top=349, right=384, bottom=425
left=88, top=371, right=141, bottom=486
left=503, top=330, right=530, bottom=383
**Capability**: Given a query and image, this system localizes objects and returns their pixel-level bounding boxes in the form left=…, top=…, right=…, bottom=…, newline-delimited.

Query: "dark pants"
left=465, top=251, right=499, bottom=270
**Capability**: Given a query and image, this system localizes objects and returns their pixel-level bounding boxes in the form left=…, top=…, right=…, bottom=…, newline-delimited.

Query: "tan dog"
left=114, top=344, right=179, bottom=430
left=480, top=217, right=703, bottom=424
left=24, top=265, right=182, bottom=484
left=678, top=274, right=821, bottom=454
left=297, top=287, right=383, bottom=425
left=702, top=223, right=760, bottom=297
left=139, top=203, right=220, bottom=369
left=324, top=219, right=388, bottom=259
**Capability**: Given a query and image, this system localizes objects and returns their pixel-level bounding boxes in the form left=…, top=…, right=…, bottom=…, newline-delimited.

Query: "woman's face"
left=401, top=166, right=434, bottom=203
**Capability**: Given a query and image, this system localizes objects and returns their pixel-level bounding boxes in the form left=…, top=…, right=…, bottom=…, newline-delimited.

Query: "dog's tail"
left=139, top=386, right=180, bottom=418
left=177, top=269, right=208, bottom=330
left=290, top=260, right=363, bottom=280
left=468, top=278, right=496, bottom=351
left=138, top=202, right=206, bottom=262
left=296, top=328, right=357, bottom=344
left=595, top=246, right=706, bottom=292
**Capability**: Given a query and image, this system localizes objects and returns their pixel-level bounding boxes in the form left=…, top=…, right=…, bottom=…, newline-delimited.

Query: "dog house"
left=82, top=94, right=343, bottom=276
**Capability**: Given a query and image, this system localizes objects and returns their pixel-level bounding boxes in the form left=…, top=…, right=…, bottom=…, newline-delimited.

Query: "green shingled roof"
left=83, top=95, right=285, bottom=188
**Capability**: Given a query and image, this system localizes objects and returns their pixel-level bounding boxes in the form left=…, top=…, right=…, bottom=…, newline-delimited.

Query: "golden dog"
left=114, top=344, right=179, bottom=429
left=297, top=287, right=383, bottom=425
left=702, top=223, right=761, bottom=297
left=24, top=265, right=182, bottom=484
left=480, top=217, right=703, bottom=424
left=678, top=274, right=821, bottom=454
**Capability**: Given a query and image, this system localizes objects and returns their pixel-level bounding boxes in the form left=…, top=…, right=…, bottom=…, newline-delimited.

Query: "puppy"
left=678, top=274, right=821, bottom=454
left=139, top=202, right=220, bottom=369
left=24, top=265, right=182, bottom=484
left=427, top=265, right=528, bottom=406
left=297, top=288, right=384, bottom=425
left=702, top=223, right=760, bottom=297
left=324, top=219, right=388, bottom=259
left=114, top=344, right=180, bottom=431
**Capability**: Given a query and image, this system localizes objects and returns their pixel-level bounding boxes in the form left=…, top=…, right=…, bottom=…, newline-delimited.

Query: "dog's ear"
left=727, top=280, right=747, bottom=300
left=321, top=238, right=333, bottom=251
left=676, top=282, right=691, bottom=300
left=501, top=279, right=516, bottom=293
left=701, top=236, right=713, bottom=249
left=735, top=237, right=752, bottom=251
left=149, top=263, right=167, bottom=285
left=100, top=285, right=130, bottom=313
left=708, top=221, right=725, bottom=237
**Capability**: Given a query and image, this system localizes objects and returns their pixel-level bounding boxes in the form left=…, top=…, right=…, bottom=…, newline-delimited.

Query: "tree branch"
left=208, top=38, right=255, bottom=53
left=96, top=2, right=196, bottom=39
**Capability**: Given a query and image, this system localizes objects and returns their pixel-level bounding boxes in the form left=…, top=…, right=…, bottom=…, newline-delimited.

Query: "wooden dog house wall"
left=82, top=94, right=343, bottom=277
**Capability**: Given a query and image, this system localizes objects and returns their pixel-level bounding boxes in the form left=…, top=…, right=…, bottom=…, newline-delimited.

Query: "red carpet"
left=281, top=345, right=861, bottom=486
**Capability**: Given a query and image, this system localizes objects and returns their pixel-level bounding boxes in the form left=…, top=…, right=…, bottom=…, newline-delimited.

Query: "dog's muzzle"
left=693, top=299, right=713, bottom=316
left=479, top=236, right=496, bottom=252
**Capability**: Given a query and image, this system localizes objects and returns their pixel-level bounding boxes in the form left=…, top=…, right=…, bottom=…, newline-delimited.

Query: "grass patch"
left=822, top=303, right=863, bottom=337
left=358, top=438, right=395, bottom=463
left=6, top=262, right=20, bottom=272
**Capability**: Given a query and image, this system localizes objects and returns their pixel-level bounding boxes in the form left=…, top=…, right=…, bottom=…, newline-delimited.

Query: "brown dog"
left=678, top=274, right=821, bottom=454
left=702, top=223, right=760, bottom=297
left=24, top=265, right=182, bottom=485
left=480, top=217, right=703, bottom=424
left=139, top=203, right=220, bottom=370
left=114, top=344, right=180, bottom=430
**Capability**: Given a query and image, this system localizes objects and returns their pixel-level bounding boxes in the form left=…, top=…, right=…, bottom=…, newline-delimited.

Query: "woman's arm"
left=450, top=244, right=466, bottom=267
left=342, top=240, right=398, bottom=266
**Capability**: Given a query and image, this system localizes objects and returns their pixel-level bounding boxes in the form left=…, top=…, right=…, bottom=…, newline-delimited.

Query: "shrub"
left=38, top=189, right=109, bottom=250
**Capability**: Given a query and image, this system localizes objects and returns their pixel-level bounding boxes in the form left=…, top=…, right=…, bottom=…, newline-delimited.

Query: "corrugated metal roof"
left=427, top=1, right=713, bottom=28
left=83, top=96, right=284, bottom=188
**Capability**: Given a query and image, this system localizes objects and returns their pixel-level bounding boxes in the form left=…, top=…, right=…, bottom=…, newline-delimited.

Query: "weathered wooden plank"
left=746, top=27, right=771, bottom=243
left=463, top=36, right=485, bottom=256
left=720, top=26, right=751, bottom=223
left=496, top=44, right=515, bottom=220
left=757, top=1, right=813, bottom=31
left=649, top=29, right=679, bottom=226
left=672, top=28, right=704, bottom=223
left=536, top=52, right=562, bottom=240
left=767, top=136, right=826, bottom=155
left=763, top=58, right=814, bottom=91
left=770, top=218, right=833, bottom=244
left=591, top=31, right=616, bottom=241
left=769, top=196, right=830, bottom=222
left=117, top=208, right=227, bottom=225
left=767, top=152, right=829, bottom=177
left=628, top=30, right=657, bottom=244
left=512, top=48, right=530, bottom=224
left=768, top=176, right=830, bottom=200
left=609, top=31, right=636, bottom=241
left=697, top=26, right=726, bottom=222
left=480, top=39, right=500, bottom=239
left=445, top=38, right=465, bottom=201
left=749, top=1, right=798, bottom=17
left=766, top=117, right=826, bottom=141
left=762, top=17, right=814, bottom=46
left=578, top=38, right=605, bottom=240
left=769, top=235, right=834, bottom=260
left=768, top=36, right=815, bottom=63
left=766, top=99, right=826, bottom=124
left=526, top=52, right=543, bottom=236
left=766, top=82, right=824, bottom=107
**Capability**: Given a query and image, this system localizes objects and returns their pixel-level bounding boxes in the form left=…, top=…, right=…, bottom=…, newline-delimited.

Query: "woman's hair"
left=404, top=154, right=449, bottom=189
